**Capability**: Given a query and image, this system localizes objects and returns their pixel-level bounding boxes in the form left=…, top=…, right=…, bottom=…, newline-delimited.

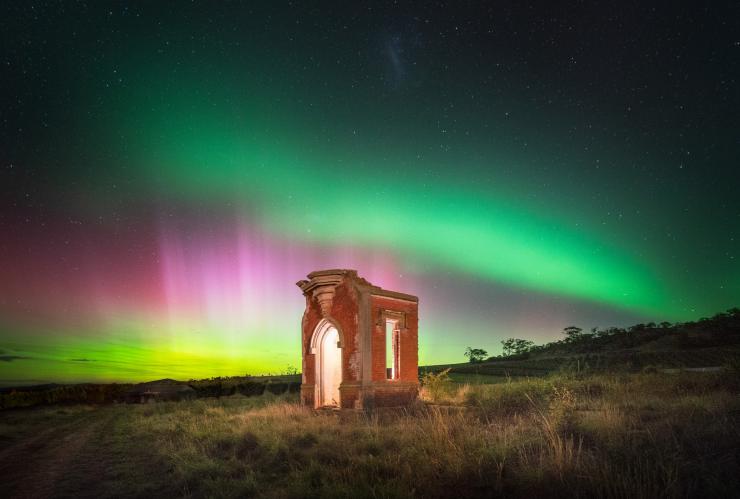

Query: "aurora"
left=0, top=2, right=737, bottom=384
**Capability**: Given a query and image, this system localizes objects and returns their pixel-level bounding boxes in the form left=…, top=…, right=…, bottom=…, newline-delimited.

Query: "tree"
left=501, top=338, right=535, bottom=357
left=562, top=326, right=583, bottom=342
left=501, top=338, right=516, bottom=356
left=464, top=347, right=488, bottom=363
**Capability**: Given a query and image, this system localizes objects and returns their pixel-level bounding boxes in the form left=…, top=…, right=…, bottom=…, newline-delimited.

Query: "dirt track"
left=0, top=409, right=121, bottom=498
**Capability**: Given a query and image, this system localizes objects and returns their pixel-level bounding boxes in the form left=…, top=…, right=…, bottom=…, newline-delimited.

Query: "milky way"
left=1, top=3, right=737, bottom=383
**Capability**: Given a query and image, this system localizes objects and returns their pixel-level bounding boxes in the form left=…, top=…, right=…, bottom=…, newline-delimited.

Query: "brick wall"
left=299, top=271, right=419, bottom=409
left=370, top=295, right=419, bottom=384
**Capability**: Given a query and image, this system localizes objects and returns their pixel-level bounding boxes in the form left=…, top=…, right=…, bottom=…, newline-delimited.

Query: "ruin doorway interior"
left=312, top=320, right=342, bottom=408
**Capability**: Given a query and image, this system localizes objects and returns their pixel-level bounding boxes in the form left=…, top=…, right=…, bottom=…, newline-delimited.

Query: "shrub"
left=265, top=382, right=288, bottom=395
left=420, top=368, right=453, bottom=403
left=236, top=381, right=266, bottom=397
left=548, top=386, right=577, bottom=433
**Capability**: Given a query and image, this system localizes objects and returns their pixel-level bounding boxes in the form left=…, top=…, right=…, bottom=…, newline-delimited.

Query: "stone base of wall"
left=369, top=382, right=419, bottom=408
left=339, top=383, right=361, bottom=409
left=301, top=383, right=361, bottom=409
left=356, top=382, right=419, bottom=409
left=300, top=384, right=315, bottom=407
left=301, top=381, right=419, bottom=409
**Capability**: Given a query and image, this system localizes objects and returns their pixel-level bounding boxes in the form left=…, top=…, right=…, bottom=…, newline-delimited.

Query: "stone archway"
left=311, top=319, right=342, bottom=408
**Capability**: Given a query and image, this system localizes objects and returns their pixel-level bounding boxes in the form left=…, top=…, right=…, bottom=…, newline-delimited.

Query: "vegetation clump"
left=420, top=368, right=453, bottom=402
left=464, top=347, right=488, bottom=363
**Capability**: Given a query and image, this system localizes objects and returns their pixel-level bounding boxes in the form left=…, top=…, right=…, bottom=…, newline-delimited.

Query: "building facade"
left=297, top=269, right=419, bottom=409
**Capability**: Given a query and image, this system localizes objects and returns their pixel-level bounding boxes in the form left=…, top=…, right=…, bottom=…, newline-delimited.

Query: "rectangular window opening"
left=385, top=319, right=399, bottom=380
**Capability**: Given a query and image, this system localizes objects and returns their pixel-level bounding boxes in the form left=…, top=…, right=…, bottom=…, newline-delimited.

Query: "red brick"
left=297, top=270, right=419, bottom=409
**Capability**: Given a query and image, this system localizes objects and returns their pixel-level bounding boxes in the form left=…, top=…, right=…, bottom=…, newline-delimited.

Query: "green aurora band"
left=112, top=80, right=670, bottom=316
left=2, top=3, right=737, bottom=384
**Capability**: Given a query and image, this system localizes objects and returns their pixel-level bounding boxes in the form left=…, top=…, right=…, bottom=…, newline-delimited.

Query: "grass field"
left=1, top=369, right=738, bottom=498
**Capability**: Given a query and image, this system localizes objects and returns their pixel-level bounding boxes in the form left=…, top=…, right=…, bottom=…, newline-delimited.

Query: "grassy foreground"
left=1, top=370, right=738, bottom=498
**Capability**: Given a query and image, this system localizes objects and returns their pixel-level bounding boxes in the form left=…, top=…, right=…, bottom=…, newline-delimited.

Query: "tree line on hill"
left=465, top=307, right=740, bottom=362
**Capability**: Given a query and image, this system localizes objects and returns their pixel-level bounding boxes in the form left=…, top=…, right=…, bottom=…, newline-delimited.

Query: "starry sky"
left=1, top=2, right=738, bottom=384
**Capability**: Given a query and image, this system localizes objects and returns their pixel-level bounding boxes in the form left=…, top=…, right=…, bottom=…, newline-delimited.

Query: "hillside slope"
left=429, top=308, right=740, bottom=377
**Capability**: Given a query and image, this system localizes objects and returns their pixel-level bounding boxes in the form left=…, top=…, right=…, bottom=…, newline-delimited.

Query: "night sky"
left=1, top=2, right=738, bottom=384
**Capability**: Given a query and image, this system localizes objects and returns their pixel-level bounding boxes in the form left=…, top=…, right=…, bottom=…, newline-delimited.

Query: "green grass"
left=2, top=371, right=739, bottom=498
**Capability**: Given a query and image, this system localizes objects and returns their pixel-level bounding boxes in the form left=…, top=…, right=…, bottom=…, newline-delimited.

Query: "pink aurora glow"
left=0, top=211, right=416, bottom=336
left=157, top=220, right=413, bottom=333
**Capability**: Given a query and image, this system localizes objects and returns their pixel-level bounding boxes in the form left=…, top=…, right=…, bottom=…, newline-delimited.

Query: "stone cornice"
left=296, top=269, right=418, bottom=317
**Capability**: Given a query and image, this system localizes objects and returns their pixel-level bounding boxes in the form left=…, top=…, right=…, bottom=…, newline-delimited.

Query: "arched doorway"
left=312, top=320, right=342, bottom=407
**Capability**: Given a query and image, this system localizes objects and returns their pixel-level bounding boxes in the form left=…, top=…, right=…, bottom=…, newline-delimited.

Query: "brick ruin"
left=297, top=269, right=419, bottom=409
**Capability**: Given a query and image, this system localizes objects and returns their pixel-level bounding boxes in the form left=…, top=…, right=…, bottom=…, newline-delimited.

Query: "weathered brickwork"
left=297, top=269, right=419, bottom=409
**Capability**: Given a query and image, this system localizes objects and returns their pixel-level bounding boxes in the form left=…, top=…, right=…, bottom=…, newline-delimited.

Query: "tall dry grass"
left=122, top=371, right=739, bottom=498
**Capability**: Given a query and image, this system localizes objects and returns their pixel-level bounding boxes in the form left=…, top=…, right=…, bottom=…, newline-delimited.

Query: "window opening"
left=385, top=319, right=400, bottom=379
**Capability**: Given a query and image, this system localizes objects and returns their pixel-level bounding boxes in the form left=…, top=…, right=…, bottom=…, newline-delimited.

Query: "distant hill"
left=0, top=374, right=301, bottom=410
left=426, top=307, right=740, bottom=377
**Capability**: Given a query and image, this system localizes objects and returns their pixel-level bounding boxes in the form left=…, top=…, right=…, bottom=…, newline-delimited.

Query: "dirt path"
left=0, top=409, right=116, bottom=499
